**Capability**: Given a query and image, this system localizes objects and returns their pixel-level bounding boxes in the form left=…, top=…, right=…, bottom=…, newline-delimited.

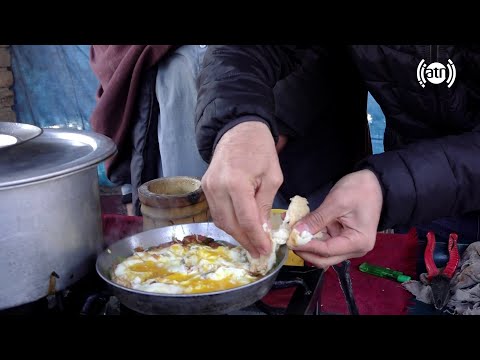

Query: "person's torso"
left=350, top=45, right=480, bottom=150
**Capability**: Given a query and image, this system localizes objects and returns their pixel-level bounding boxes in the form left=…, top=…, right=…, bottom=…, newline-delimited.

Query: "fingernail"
left=249, top=251, right=260, bottom=259
left=294, top=222, right=310, bottom=234
left=262, top=222, right=271, bottom=233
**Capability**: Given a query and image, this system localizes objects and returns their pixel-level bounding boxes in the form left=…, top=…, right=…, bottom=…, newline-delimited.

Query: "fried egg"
left=111, top=237, right=259, bottom=294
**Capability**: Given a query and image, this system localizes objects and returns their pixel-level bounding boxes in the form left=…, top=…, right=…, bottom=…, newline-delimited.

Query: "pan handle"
left=332, top=260, right=360, bottom=315
left=272, top=279, right=312, bottom=295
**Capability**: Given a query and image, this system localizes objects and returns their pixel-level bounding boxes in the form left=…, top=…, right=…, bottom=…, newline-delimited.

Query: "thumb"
left=293, top=196, right=341, bottom=235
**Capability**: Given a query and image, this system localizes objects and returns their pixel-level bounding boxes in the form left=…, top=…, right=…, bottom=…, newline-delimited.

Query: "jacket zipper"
left=430, top=44, right=438, bottom=63
left=428, top=45, right=440, bottom=123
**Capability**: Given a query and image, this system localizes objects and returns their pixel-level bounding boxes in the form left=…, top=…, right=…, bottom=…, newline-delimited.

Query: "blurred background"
left=3, top=45, right=387, bottom=187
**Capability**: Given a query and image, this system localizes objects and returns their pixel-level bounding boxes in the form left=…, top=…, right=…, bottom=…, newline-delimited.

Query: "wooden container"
left=138, top=176, right=209, bottom=231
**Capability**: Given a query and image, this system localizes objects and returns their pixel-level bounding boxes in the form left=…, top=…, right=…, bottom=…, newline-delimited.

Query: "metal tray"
left=0, top=122, right=43, bottom=150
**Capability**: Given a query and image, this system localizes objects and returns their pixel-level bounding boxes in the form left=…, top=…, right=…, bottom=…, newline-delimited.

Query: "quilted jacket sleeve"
left=195, top=45, right=302, bottom=163
left=356, top=124, right=480, bottom=230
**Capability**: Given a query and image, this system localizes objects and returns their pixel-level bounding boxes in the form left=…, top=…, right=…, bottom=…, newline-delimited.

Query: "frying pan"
left=96, top=222, right=288, bottom=315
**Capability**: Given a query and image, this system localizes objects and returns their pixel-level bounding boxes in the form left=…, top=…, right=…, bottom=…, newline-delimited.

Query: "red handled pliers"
left=424, top=231, right=460, bottom=310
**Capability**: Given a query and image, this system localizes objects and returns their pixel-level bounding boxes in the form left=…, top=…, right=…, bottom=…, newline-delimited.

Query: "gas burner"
left=81, top=266, right=326, bottom=316
left=1, top=262, right=358, bottom=316
left=0, top=272, right=104, bottom=316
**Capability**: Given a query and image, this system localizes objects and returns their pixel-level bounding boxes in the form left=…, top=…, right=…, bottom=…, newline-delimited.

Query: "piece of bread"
left=246, top=250, right=277, bottom=276
left=248, top=195, right=312, bottom=275
left=284, top=195, right=310, bottom=226
left=287, top=228, right=324, bottom=247
left=277, top=195, right=324, bottom=248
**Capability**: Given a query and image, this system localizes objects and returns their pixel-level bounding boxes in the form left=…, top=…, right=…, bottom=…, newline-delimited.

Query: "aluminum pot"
left=0, top=128, right=116, bottom=310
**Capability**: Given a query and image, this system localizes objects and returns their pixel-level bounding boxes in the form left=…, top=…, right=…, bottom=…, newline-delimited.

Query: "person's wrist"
left=215, top=120, right=274, bottom=154
left=213, top=116, right=275, bottom=154
left=358, top=169, right=384, bottom=207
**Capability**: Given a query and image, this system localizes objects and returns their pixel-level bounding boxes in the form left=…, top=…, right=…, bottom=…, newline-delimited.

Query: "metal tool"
left=333, top=260, right=359, bottom=315
left=425, top=232, right=460, bottom=310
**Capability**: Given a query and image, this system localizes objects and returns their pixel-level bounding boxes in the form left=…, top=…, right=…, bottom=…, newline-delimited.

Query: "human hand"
left=202, top=121, right=284, bottom=258
left=290, top=169, right=383, bottom=269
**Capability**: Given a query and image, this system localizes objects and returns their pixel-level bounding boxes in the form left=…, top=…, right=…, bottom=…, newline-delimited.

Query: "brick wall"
left=0, top=45, right=16, bottom=122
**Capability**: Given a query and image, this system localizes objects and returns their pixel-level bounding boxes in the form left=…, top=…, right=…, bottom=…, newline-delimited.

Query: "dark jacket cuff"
left=211, top=116, right=277, bottom=159
left=355, top=152, right=417, bottom=230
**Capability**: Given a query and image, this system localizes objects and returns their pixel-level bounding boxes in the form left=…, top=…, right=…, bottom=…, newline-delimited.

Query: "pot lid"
left=0, top=122, right=43, bottom=150
left=0, top=128, right=117, bottom=188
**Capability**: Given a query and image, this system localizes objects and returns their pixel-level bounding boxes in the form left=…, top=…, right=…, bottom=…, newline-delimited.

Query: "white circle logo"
left=417, top=59, right=456, bottom=88
left=426, top=62, right=447, bottom=84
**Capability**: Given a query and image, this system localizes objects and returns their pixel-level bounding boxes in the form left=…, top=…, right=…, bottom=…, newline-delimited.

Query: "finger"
left=293, top=193, right=347, bottom=236
left=287, top=232, right=331, bottom=253
left=255, top=174, right=283, bottom=228
left=229, top=182, right=272, bottom=256
left=316, top=230, right=331, bottom=241
left=212, top=197, right=261, bottom=258
left=294, top=251, right=358, bottom=269
left=325, top=221, right=343, bottom=238
left=231, top=229, right=262, bottom=258
left=292, top=230, right=374, bottom=258
left=203, top=178, right=261, bottom=258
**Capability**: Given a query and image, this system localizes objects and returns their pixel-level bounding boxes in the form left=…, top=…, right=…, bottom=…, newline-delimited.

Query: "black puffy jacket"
left=195, top=45, right=480, bottom=230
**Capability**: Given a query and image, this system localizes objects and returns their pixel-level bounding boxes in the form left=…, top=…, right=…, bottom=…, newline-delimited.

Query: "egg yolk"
left=122, top=244, right=256, bottom=294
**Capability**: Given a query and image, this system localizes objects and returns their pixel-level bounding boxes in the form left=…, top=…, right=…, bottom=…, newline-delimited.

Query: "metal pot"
left=0, top=128, right=116, bottom=310
left=96, top=222, right=288, bottom=315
